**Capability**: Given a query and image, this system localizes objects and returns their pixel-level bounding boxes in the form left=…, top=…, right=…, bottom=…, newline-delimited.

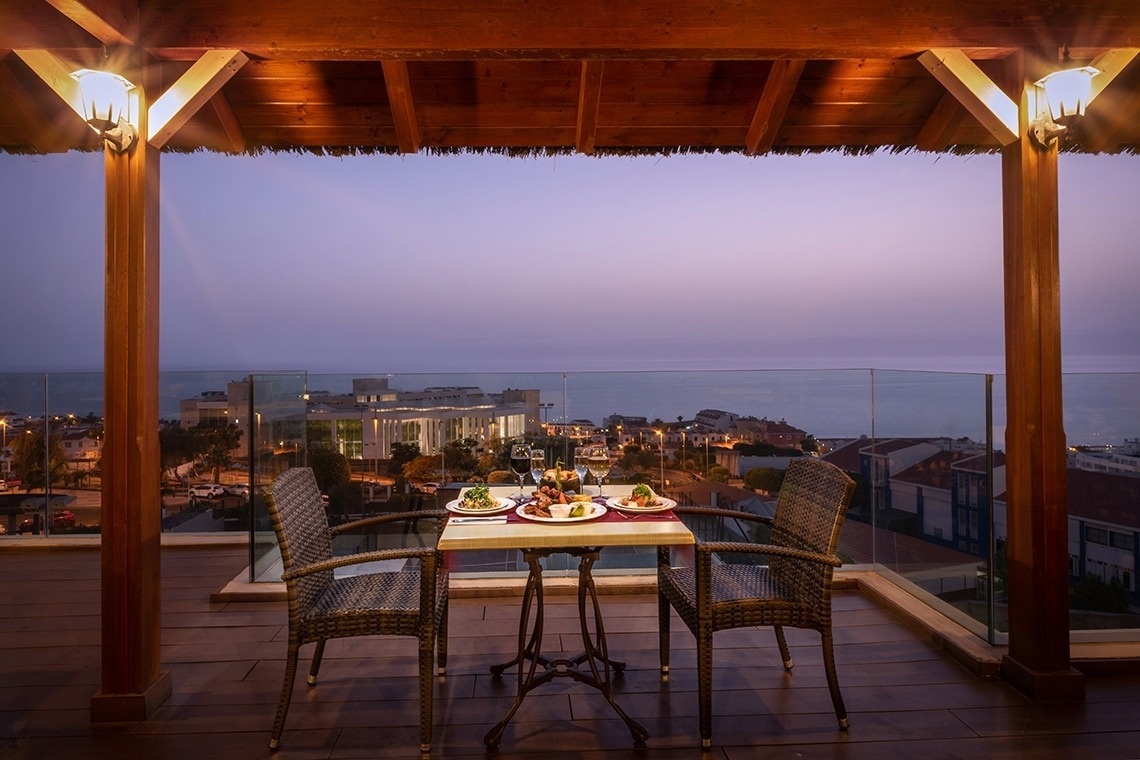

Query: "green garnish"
left=461, top=484, right=496, bottom=510
left=632, top=484, right=653, bottom=498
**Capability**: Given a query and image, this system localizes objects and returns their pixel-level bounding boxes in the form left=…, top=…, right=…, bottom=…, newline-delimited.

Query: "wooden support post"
left=998, top=49, right=1083, bottom=701
left=90, top=70, right=170, bottom=721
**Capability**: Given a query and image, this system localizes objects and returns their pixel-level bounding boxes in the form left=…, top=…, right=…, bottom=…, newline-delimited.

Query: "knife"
left=449, top=516, right=509, bottom=524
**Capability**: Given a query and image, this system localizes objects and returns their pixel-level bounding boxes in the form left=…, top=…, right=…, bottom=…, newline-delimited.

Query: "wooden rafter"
left=0, top=58, right=61, bottom=151
left=42, top=0, right=136, bottom=46
left=380, top=60, right=420, bottom=154
left=1087, top=48, right=1140, bottom=102
left=148, top=49, right=247, bottom=148
left=915, top=91, right=967, bottom=151
left=919, top=48, right=1018, bottom=146
left=209, top=91, right=245, bottom=153
left=744, top=59, right=804, bottom=155
left=576, top=60, right=604, bottom=154
left=11, top=49, right=86, bottom=121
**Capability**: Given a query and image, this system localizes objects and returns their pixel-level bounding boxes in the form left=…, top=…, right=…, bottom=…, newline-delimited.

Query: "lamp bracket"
left=99, top=118, right=138, bottom=152
left=1029, top=114, right=1066, bottom=148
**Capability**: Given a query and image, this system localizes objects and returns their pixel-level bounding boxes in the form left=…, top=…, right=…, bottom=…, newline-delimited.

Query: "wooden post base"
left=1001, top=655, right=1084, bottom=701
left=90, top=671, right=172, bottom=722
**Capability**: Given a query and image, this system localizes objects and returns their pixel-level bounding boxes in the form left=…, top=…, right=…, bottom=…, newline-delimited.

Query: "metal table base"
left=483, top=546, right=649, bottom=749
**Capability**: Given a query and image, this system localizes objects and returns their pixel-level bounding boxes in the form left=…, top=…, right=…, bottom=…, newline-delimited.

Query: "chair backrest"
left=263, top=467, right=335, bottom=603
left=769, top=458, right=856, bottom=592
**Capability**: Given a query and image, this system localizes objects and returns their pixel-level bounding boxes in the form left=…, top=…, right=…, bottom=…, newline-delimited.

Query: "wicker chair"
left=657, top=457, right=856, bottom=747
left=262, top=467, right=449, bottom=752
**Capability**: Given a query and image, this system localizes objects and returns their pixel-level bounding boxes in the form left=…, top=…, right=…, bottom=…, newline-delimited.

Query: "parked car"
left=226, top=483, right=250, bottom=500
left=17, top=509, right=76, bottom=534
left=188, top=483, right=226, bottom=499
left=414, top=482, right=440, bottom=494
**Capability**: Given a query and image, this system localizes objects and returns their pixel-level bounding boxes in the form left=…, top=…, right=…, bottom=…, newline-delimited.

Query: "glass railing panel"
left=248, top=372, right=308, bottom=582
left=158, top=370, right=260, bottom=535
left=1, top=373, right=51, bottom=536
left=302, top=369, right=875, bottom=577
left=1056, top=372, right=1140, bottom=635
left=863, top=369, right=996, bottom=638
left=3, top=367, right=1134, bottom=647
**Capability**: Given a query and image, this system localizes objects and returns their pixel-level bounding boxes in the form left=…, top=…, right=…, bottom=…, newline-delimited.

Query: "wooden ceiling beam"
left=745, top=59, right=804, bottom=155
left=576, top=60, right=604, bottom=154
left=134, top=0, right=1140, bottom=61
left=42, top=0, right=136, bottom=46
left=915, top=91, right=966, bottom=151
left=918, top=48, right=1018, bottom=146
left=380, top=60, right=420, bottom=154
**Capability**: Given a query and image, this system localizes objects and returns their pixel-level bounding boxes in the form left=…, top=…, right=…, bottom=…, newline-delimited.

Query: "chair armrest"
left=673, top=505, right=774, bottom=527
left=281, top=546, right=437, bottom=582
left=695, top=541, right=842, bottom=568
left=329, top=509, right=447, bottom=536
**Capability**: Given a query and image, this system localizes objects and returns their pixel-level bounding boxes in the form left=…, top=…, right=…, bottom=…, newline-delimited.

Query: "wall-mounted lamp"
left=1030, top=61, right=1100, bottom=148
left=70, top=68, right=138, bottom=152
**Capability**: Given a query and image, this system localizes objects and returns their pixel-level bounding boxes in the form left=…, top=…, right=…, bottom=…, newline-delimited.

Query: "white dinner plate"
left=445, top=497, right=516, bottom=515
left=515, top=503, right=608, bottom=523
left=605, top=496, right=677, bottom=514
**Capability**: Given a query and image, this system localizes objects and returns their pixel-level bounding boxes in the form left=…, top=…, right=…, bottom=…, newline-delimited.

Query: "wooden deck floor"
left=2, top=543, right=1138, bottom=759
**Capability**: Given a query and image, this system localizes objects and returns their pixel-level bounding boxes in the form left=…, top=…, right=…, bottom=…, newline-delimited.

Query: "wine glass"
left=510, top=443, right=531, bottom=499
left=529, top=448, right=546, bottom=490
left=586, top=446, right=610, bottom=497
left=573, top=446, right=589, bottom=494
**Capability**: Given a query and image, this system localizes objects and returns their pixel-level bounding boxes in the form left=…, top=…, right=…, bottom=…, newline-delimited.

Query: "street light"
left=372, top=412, right=379, bottom=478
left=656, top=429, right=665, bottom=490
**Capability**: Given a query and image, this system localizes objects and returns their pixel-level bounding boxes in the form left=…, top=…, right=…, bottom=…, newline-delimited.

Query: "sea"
left=2, top=363, right=1137, bottom=449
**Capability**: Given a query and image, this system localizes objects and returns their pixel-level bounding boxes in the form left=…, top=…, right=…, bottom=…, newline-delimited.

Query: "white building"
left=180, top=378, right=541, bottom=462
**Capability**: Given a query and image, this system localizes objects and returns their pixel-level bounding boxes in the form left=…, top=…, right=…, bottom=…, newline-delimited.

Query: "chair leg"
left=436, top=603, right=449, bottom=675
left=697, top=624, right=713, bottom=748
left=657, top=591, right=671, bottom=674
left=774, top=625, right=793, bottom=670
left=269, top=640, right=301, bottom=750
left=418, top=632, right=435, bottom=753
left=307, top=639, right=326, bottom=685
left=820, top=628, right=849, bottom=729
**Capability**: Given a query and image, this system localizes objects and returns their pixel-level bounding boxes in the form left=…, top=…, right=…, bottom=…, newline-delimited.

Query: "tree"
left=9, top=429, right=68, bottom=490
left=1071, top=574, right=1129, bottom=614
left=308, top=445, right=353, bottom=494
left=800, top=435, right=820, bottom=453
left=443, top=437, right=479, bottom=479
left=707, top=465, right=730, bottom=483
left=388, top=441, right=421, bottom=477
left=403, top=455, right=442, bottom=483
left=159, top=423, right=203, bottom=479
left=743, top=466, right=784, bottom=493
left=202, top=424, right=243, bottom=483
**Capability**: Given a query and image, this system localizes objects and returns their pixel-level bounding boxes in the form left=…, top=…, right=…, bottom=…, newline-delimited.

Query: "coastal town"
left=2, top=376, right=1137, bottom=617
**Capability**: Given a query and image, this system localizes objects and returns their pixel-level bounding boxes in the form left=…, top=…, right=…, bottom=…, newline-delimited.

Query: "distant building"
left=59, top=428, right=101, bottom=470
left=179, top=378, right=541, bottom=462
left=826, top=437, right=1139, bottom=606
left=1067, top=468, right=1140, bottom=604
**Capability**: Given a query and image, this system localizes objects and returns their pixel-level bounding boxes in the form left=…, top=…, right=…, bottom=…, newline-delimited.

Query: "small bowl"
left=549, top=504, right=572, bottom=519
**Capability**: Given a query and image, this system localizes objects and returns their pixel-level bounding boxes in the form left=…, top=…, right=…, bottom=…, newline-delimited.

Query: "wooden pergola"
left=3, top=0, right=1139, bottom=720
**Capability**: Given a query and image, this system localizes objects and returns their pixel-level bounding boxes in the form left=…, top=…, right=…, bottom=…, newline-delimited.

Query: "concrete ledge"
left=0, top=533, right=249, bottom=550
left=838, top=569, right=1006, bottom=678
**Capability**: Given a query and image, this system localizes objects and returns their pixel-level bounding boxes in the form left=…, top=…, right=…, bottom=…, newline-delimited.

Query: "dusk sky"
left=2, top=149, right=1138, bottom=376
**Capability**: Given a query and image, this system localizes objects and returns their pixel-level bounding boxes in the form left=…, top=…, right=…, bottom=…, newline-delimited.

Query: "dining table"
left=437, top=484, right=695, bottom=748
